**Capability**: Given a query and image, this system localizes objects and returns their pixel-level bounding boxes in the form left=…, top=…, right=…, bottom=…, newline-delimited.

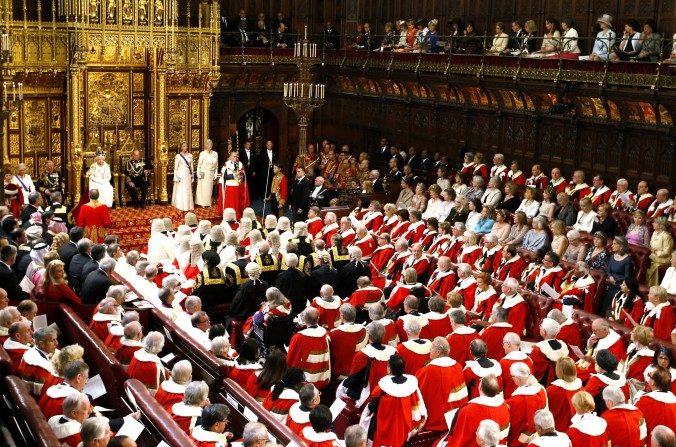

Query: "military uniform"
left=37, top=170, right=63, bottom=204
left=125, top=157, right=153, bottom=207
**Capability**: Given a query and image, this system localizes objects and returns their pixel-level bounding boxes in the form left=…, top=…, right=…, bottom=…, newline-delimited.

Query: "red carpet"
left=108, top=205, right=221, bottom=252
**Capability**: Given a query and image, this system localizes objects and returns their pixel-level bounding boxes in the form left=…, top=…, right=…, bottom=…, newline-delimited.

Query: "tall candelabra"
left=0, top=29, right=22, bottom=204
left=283, top=25, right=325, bottom=158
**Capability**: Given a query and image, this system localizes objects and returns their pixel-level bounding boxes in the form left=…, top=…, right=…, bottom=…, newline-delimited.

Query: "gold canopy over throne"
left=0, top=0, right=221, bottom=205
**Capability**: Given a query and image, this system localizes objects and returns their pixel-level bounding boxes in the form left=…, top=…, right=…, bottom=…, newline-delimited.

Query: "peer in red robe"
left=601, top=403, right=647, bottom=447
left=634, top=389, right=676, bottom=436
left=480, top=322, right=513, bottom=361
left=218, top=155, right=249, bottom=219
left=353, top=233, right=377, bottom=259
left=546, top=378, right=583, bottom=433
left=191, top=425, right=231, bottom=447
left=424, top=308, right=453, bottom=340
left=155, top=379, right=187, bottom=412
left=39, top=382, right=80, bottom=420
left=640, top=301, right=675, bottom=341
left=557, top=319, right=582, bottom=360
left=576, top=328, right=626, bottom=382
left=498, top=292, right=529, bottom=338
left=76, top=197, right=111, bottom=243
left=19, top=346, right=56, bottom=395
left=368, top=372, right=427, bottom=447
left=427, top=267, right=457, bottom=300
left=495, top=254, right=528, bottom=282
left=48, top=415, right=82, bottom=447
left=263, top=387, right=299, bottom=423
left=287, top=324, right=331, bottom=389
left=3, top=337, right=31, bottom=370
left=103, top=324, right=124, bottom=353
left=311, top=296, right=341, bottom=330
left=452, top=274, right=478, bottom=311
left=301, top=426, right=341, bottom=447
left=619, top=344, right=654, bottom=382
left=345, top=284, right=384, bottom=309
left=306, top=215, right=324, bottom=239
left=228, top=361, right=263, bottom=391
left=506, top=380, right=549, bottom=447
left=88, top=312, right=121, bottom=342
left=342, top=342, right=397, bottom=403
left=171, top=401, right=203, bottom=434
left=464, top=358, right=503, bottom=400
left=115, top=338, right=143, bottom=366
left=329, top=321, right=368, bottom=379
left=416, top=350, right=468, bottom=432
left=530, top=338, right=570, bottom=386
left=566, top=413, right=608, bottom=447
left=369, top=242, right=394, bottom=279
left=435, top=391, right=511, bottom=447
left=396, top=338, right=433, bottom=375
left=395, top=311, right=430, bottom=343
left=446, top=325, right=480, bottom=366
left=127, top=348, right=167, bottom=391
left=499, top=350, right=534, bottom=399
left=285, top=401, right=313, bottom=436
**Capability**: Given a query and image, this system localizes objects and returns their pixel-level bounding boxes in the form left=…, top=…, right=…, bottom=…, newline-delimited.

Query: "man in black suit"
left=0, top=245, right=29, bottom=300
left=1, top=217, right=17, bottom=239
left=504, top=20, right=527, bottom=54
left=338, top=246, right=372, bottom=297
left=20, top=191, right=43, bottom=225
left=406, top=146, right=421, bottom=169
left=275, top=253, right=307, bottom=315
left=376, top=137, right=390, bottom=160
left=81, top=258, right=115, bottom=304
left=308, top=176, right=330, bottom=208
left=289, top=167, right=311, bottom=221
left=371, top=170, right=385, bottom=193
left=69, top=238, right=93, bottom=294
left=258, top=140, right=279, bottom=201
left=80, top=244, right=106, bottom=282
left=322, top=21, right=340, bottom=50
left=419, top=149, right=433, bottom=171
left=239, top=140, right=257, bottom=197
left=47, top=191, right=70, bottom=225
left=58, top=227, right=84, bottom=274
left=306, top=252, right=339, bottom=299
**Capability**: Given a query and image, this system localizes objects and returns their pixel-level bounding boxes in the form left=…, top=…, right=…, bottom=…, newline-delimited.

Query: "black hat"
left=596, top=349, right=618, bottom=372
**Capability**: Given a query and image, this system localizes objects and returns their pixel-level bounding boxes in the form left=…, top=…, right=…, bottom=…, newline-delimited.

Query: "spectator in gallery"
left=589, top=14, right=616, bottom=62
left=487, top=22, right=509, bottom=54
left=636, top=20, right=662, bottom=62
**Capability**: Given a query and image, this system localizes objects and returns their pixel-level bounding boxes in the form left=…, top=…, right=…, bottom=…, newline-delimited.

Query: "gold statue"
left=122, top=0, right=133, bottom=21
left=138, top=0, right=148, bottom=22
left=107, top=0, right=116, bottom=20
left=89, top=0, right=99, bottom=21
left=154, top=0, right=164, bottom=23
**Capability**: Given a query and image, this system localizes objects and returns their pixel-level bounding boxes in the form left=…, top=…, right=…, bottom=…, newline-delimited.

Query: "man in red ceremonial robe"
left=346, top=277, right=384, bottom=310
left=480, top=307, right=513, bottom=360
left=442, top=223, right=466, bottom=261
left=317, top=213, right=340, bottom=247
left=635, top=367, right=676, bottom=436
left=452, top=263, right=478, bottom=310
left=601, top=386, right=647, bottom=447
left=3, top=181, right=23, bottom=218
left=329, top=304, right=368, bottom=379
left=434, top=374, right=510, bottom=447
left=564, top=170, right=591, bottom=203
left=115, top=321, right=144, bottom=367
left=311, top=286, right=342, bottom=330
left=47, top=392, right=90, bottom=447
left=286, top=383, right=320, bottom=436
left=385, top=268, right=429, bottom=311
left=338, top=320, right=396, bottom=406
left=404, top=211, right=426, bottom=243
left=530, top=318, right=570, bottom=385
left=361, top=202, right=384, bottom=233
left=287, top=308, right=331, bottom=389
left=497, top=278, right=529, bottom=337
left=76, top=189, right=111, bottom=243
left=127, top=331, right=168, bottom=392
left=156, top=360, right=191, bottom=412
left=427, top=256, right=457, bottom=299
left=474, top=235, right=503, bottom=274
left=218, top=151, right=249, bottom=219
left=300, top=405, right=342, bottom=447
left=3, top=320, right=32, bottom=370
left=533, top=252, right=566, bottom=295
left=506, top=362, right=548, bottom=447
left=368, top=233, right=393, bottom=280
left=401, top=243, right=431, bottom=283
left=526, top=164, right=548, bottom=190
left=306, top=207, right=324, bottom=239
left=446, top=309, right=480, bottom=365
left=88, top=298, right=121, bottom=341
left=395, top=295, right=430, bottom=342
left=416, top=337, right=468, bottom=432
left=19, top=326, right=58, bottom=395
left=352, top=225, right=376, bottom=260
left=367, top=355, right=427, bottom=447
left=576, top=319, right=626, bottom=382
left=39, top=360, right=89, bottom=420
left=499, top=332, right=534, bottom=398
left=495, top=247, right=527, bottom=281
left=396, top=318, right=433, bottom=375
left=424, top=296, right=453, bottom=340
left=338, top=217, right=356, bottom=247
left=171, top=381, right=209, bottom=434
left=464, top=339, right=504, bottom=400
left=190, top=403, right=233, bottom=447
left=588, top=175, right=611, bottom=208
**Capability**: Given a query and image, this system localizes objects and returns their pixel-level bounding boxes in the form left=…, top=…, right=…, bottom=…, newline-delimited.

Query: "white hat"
left=596, top=14, right=613, bottom=27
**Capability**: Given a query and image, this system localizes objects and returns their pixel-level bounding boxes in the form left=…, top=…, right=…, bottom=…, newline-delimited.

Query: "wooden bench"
left=4, top=375, right=62, bottom=447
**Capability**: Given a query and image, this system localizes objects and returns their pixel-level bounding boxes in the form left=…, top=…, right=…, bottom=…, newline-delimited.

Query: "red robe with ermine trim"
left=634, top=390, right=676, bottom=435
left=601, top=404, right=647, bottom=447
left=446, top=326, right=480, bottom=366
left=286, top=326, right=331, bottom=389
left=499, top=351, right=533, bottom=399
left=370, top=375, right=427, bottom=447
left=348, top=343, right=397, bottom=394
left=434, top=394, right=511, bottom=447
left=566, top=414, right=608, bottom=447
left=346, top=286, right=384, bottom=309
left=155, top=379, right=186, bottom=412
left=127, top=349, right=167, bottom=391
left=396, top=338, right=433, bottom=375
left=545, top=378, right=583, bottom=433
left=416, top=356, right=468, bottom=432
left=38, top=382, right=79, bottom=420
left=329, top=323, right=368, bottom=378
left=506, top=383, right=549, bottom=447
left=463, top=358, right=503, bottom=400
left=480, top=323, right=513, bottom=360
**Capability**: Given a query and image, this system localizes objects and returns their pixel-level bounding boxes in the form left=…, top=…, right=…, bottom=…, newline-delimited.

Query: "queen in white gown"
left=87, top=153, right=114, bottom=207
left=195, top=140, right=218, bottom=207
left=172, top=143, right=195, bottom=211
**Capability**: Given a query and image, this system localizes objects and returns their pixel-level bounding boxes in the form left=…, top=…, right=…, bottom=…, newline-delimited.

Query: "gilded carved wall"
left=2, top=0, right=221, bottom=204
